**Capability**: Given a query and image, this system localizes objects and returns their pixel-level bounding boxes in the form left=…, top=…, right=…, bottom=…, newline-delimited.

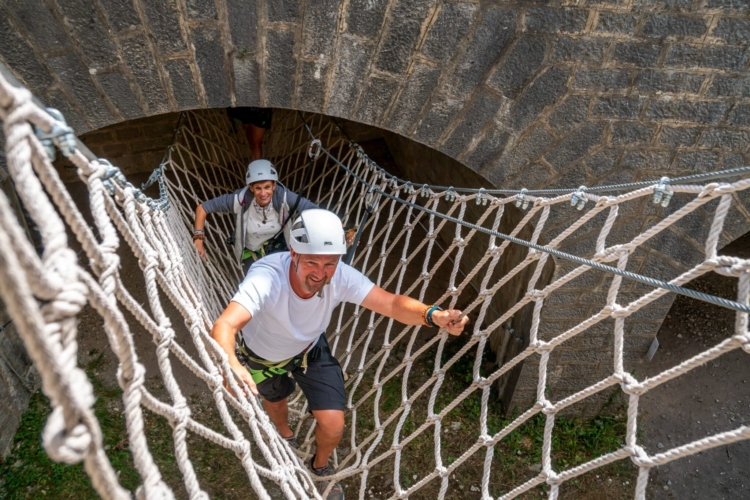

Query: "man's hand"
left=432, top=309, right=469, bottom=336
left=227, top=362, right=259, bottom=397
left=194, top=239, right=206, bottom=260
left=345, top=228, right=357, bottom=247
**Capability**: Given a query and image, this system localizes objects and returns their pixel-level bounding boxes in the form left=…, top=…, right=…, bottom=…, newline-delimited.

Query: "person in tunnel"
left=210, top=209, right=469, bottom=499
left=194, top=159, right=319, bottom=274
left=227, top=106, right=273, bottom=161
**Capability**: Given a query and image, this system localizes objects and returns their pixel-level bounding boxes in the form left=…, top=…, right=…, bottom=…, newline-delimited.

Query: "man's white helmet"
left=246, top=159, right=278, bottom=184
left=289, top=209, right=347, bottom=255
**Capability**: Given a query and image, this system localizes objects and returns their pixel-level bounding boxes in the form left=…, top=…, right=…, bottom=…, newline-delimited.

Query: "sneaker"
left=310, top=455, right=344, bottom=500
left=281, top=434, right=299, bottom=450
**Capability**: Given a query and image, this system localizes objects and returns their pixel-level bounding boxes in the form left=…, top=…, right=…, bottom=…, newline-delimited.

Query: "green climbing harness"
left=236, top=339, right=312, bottom=385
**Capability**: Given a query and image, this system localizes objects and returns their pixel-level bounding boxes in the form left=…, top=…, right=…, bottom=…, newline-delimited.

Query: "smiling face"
left=289, top=249, right=341, bottom=298
left=251, top=180, right=276, bottom=207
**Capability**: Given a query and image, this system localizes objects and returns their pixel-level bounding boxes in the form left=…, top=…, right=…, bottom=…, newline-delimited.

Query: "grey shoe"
left=310, top=455, right=344, bottom=500
left=282, top=434, right=299, bottom=450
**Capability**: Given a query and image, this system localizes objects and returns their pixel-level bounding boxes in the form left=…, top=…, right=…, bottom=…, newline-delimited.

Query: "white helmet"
left=246, top=159, right=278, bottom=184
left=289, top=209, right=347, bottom=255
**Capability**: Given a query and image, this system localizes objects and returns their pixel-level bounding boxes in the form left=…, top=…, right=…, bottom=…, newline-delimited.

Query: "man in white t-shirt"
left=211, top=209, right=468, bottom=499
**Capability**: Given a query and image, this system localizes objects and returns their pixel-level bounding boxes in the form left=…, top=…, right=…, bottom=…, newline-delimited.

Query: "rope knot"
left=454, top=237, right=467, bottom=248
left=527, top=289, right=547, bottom=301
left=42, top=406, right=92, bottom=464
left=608, top=304, right=630, bottom=319
left=436, top=466, right=449, bottom=477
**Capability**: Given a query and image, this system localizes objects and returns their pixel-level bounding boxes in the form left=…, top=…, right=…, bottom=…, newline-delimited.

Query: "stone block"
left=297, top=60, right=327, bottom=113
left=56, top=0, right=119, bottom=67
left=712, top=18, right=750, bottom=45
left=706, top=0, right=750, bottom=9
left=193, top=27, right=230, bottom=108
left=613, top=42, right=661, bottom=67
left=552, top=36, right=607, bottom=63
left=503, top=162, right=554, bottom=190
left=642, top=14, right=707, bottom=39
left=386, top=63, right=440, bottom=134
left=665, top=43, right=701, bottom=67
left=596, top=12, right=637, bottom=35
left=673, top=150, right=719, bottom=173
left=413, top=94, right=463, bottom=146
left=99, top=0, right=141, bottom=32
left=441, top=91, right=504, bottom=158
left=633, top=0, right=692, bottom=8
left=647, top=228, right=702, bottom=267
left=620, top=150, right=671, bottom=171
left=141, top=0, right=186, bottom=53
left=121, top=36, right=170, bottom=114
left=449, top=7, right=516, bottom=99
left=489, top=37, right=546, bottom=99
left=635, top=70, right=704, bottom=94
left=265, top=29, right=296, bottom=108
left=44, top=89, right=88, bottom=133
left=374, top=0, right=432, bottom=75
left=186, top=0, right=218, bottom=19
left=727, top=104, right=750, bottom=127
left=465, top=127, right=511, bottom=172
left=504, top=127, right=553, bottom=173
left=0, top=15, right=52, bottom=94
left=645, top=99, right=728, bottom=125
left=421, top=3, right=476, bottom=64
left=303, top=0, right=340, bottom=57
left=234, top=57, right=260, bottom=106
left=47, top=53, right=114, bottom=128
left=611, top=123, right=654, bottom=145
left=525, top=7, right=587, bottom=34
left=347, top=0, right=389, bottom=39
left=699, top=129, right=750, bottom=150
left=573, top=68, right=630, bottom=90
left=658, top=126, right=700, bottom=147
left=548, top=95, right=590, bottom=134
left=328, top=37, right=372, bottom=118
left=97, top=72, right=142, bottom=119
left=355, top=76, right=399, bottom=125
left=5, top=1, right=70, bottom=52
left=552, top=164, right=590, bottom=190
left=701, top=46, right=747, bottom=71
left=226, top=0, right=257, bottom=50
left=508, top=68, right=570, bottom=131
left=708, top=76, right=750, bottom=98
left=592, top=97, right=644, bottom=120
left=545, top=122, right=605, bottom=172
left=166, top=59, right=199, bottom=110
left=585, top=148, right=619, bottom=177
left=267, top=0, right=298, bottom=23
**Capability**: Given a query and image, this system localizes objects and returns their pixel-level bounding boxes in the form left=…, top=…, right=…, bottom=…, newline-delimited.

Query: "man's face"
left=251, top=180, right=275, bottom=207
left=291, top=250, right=340, bottom=295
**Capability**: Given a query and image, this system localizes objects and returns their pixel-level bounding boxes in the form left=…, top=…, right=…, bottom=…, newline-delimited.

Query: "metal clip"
left=308, top=139, right=322, bottom=160
left=420, top=184, right=430, bottom=198
left=515, top=188, right=530, bottom=210
left=404, top=181, right=415, bottom=195
left=34, top=108, right=77, bottom=161
left=653, top=176, right=673, bottom=207
left=476, top=188, right=487, bottom=206
left=571, top=186, right=588, bottom=210
left=445, top=187, right=455, bottom=203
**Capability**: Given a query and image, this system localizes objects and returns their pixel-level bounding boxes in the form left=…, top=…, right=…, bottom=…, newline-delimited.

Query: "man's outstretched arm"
left=211, top=302, right=258, bottom=395
left=360, top=286, right=469, bottom=336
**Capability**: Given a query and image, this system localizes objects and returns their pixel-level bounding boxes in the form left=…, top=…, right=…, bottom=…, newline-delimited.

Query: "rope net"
left=1, top=66, right=749, bottom=500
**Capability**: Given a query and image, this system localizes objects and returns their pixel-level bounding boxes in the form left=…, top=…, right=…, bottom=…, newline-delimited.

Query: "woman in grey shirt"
left=193, top=159, right=321, bottom=274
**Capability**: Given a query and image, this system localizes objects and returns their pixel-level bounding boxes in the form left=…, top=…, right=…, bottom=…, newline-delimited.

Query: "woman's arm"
left=193, top=204, right=208, bottom=259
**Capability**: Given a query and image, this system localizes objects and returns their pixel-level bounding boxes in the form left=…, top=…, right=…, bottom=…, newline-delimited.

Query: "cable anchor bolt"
left=515, top=188, right=530, bottom=210
left=571, top=186, right=588, bottom=210
left=34, top=108, right=76, bottom=161
left=653, top=177, right=673, bottom=207
left=307, top=139, right=322, bottom=160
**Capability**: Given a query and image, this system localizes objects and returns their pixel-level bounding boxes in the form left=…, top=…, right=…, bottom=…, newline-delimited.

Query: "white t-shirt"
left=231, top=252, right=375, bottom=361
left=244, top=201, right=281, bottom=251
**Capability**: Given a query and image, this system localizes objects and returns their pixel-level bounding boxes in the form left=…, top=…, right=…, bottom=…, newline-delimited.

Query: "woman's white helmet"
left=246, top=159, right=278, bottom=184
left=289, top=209, right=347, bottom=255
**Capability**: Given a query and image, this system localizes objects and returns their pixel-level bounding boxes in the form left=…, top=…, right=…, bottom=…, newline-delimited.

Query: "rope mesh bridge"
left=0, top=63, right=749, bottom=500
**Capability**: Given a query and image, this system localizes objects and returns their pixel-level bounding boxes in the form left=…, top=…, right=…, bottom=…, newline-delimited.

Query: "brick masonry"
left=0, top=0, right=749, bottom=416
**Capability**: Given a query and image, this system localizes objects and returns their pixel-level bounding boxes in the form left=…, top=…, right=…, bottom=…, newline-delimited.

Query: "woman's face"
left=251, top=180, right=276, bottom=207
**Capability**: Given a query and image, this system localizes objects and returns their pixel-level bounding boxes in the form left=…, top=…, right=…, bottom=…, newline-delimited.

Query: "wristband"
left=426, top=305, right=442, bottom=328
left=193, top=229, right=204, bottom=233
left=193, top=233, right=204, bottom=241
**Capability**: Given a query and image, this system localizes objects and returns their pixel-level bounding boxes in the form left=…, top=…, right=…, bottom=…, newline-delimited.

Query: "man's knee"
left=313, top=409, right=345, bottom=435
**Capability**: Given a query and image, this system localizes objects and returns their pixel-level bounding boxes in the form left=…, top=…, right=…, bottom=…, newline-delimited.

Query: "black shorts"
left=227, top=107, right=273, bottom=129
left=244, top=335, right=346, bottom=412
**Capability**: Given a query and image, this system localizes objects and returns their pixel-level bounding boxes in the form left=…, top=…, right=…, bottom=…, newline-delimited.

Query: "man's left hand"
left=432, top=309, right=469, bottom=336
